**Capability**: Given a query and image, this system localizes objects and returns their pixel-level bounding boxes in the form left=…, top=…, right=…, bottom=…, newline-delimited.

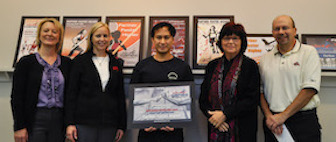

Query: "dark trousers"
left=29, top=107, right=64, bottom=142
left=138, top=128, right=183, bottom=142
left=76, top=125, right=117, bottom=142
left=263, top=109, right=321, bottom=142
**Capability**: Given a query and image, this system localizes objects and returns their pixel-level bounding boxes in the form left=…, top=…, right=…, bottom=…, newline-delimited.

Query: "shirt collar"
left=35, top=53, right=61, bottom=68
left=273, top=39, right=301, bottom=56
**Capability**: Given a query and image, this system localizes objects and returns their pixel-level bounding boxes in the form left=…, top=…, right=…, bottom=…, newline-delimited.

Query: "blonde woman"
left=11, top=18, right=71, bottom=142
left=65, top=22, right=126, bottom=142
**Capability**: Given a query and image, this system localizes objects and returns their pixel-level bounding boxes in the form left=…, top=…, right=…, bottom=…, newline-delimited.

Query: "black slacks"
left=263, top=109, right=321, bottom=142
left=29, top=107, right=64, bottom=142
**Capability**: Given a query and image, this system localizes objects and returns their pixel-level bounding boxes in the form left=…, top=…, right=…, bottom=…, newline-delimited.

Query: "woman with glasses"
left=199, top=22, right=260, bottom=142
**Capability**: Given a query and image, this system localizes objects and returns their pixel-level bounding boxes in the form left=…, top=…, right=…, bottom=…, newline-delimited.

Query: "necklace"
left=96, top=56, right=107, bottom=66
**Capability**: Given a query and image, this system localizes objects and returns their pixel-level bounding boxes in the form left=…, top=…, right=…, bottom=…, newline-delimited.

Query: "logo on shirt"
left=113, top=66, right=119, bottom=71
left=168, top=72, right=178, bottom=80
left=294, top=62, right=300, bottom=66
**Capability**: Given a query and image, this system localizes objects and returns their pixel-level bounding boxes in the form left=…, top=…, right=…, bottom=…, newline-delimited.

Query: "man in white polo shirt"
left=259, top=15, right=321, bottom=142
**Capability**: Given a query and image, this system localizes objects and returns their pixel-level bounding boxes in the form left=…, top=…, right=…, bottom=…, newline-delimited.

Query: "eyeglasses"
left=222, top=36, right=240, bottom=42
left=273, top=26, right=293, bottom=31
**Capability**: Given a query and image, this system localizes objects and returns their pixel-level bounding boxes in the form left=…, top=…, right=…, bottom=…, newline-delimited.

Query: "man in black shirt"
left=131, top=22, right=193, bottom=142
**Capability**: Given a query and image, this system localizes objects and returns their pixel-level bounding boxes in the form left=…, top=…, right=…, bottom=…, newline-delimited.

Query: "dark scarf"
left=208, top=54, right=243, bottom=142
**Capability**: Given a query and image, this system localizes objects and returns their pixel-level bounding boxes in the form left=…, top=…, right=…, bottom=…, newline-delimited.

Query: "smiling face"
left=221, top=34, right=241, bottom=59
left=272, top=15, right=297, bottom=47
left=39, top=22, right=60, bottom=48
left=152, top=27, right=174, bottom=55
left=92, top=26, right=110, bottom=54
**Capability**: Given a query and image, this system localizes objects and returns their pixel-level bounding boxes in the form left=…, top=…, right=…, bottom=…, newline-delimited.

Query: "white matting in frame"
left=128, top=81, right=195, bottom=129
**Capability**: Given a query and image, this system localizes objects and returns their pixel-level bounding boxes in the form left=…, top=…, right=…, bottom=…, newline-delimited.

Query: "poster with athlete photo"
left=13, top=16, right=59, bottom=67
left=193, top=16, right=234, bottom=69
left=244, top=34, right=276, bottom=63
left=128, top=81, right=195, bottom=128
left=106, top=16, right=144, bottom=68
left=61, top=16, right=101, bottom=59
left=148, top=17, right=189, bottom=63
left=302, top=34, right=336, bottom=71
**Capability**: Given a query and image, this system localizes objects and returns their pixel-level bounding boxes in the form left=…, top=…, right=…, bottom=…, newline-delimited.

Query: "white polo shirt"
left=259, top=40, right=321, bottom=112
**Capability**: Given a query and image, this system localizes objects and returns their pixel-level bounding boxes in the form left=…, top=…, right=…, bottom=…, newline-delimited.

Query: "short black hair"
left=151, top=22, right=176, bottom=38
left=217, top=22, right=248, bottom=54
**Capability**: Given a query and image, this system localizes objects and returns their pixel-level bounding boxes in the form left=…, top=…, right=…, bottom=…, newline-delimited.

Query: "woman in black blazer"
left=11, top=18, right=71, bottom=142
left=65, top=22, right=126, bottom=142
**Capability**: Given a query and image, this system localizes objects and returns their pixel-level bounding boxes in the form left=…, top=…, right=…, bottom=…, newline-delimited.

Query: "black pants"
left=76, top=125, right=117, bottom=142
left=263, top=109, right=321, bottom=142
left=29, top=107, right=64, bottom=142
left=138, top=128, right=183, bottom=142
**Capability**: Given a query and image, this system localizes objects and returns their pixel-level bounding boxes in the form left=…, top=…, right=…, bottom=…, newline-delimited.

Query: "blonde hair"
left=36, top=18, right=64, bottom=52
left=86, top=22, right=110, bottom=53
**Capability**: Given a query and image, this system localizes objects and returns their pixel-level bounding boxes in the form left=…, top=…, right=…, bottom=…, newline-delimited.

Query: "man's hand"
left=160, top=126, right=174, bottom=132
left=266, top=113, right=287, bottom=135
left=144, top=127, right=157, bottom=132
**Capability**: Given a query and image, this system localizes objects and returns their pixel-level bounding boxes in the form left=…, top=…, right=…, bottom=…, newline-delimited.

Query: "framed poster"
left=148, top=16, right=189, bottom=63
left=106, top=16, right=144, bottom=68
left=13, top=16, right=60, bottom=67
left=193, top=16, right=234, bottom=69
left=245, top=34, right=276, bottom=63
left=61, top=16, right=101, bottom=59
left=128, top=81, right=195, bottom=128
left=302, top=34, right=336, bottom=71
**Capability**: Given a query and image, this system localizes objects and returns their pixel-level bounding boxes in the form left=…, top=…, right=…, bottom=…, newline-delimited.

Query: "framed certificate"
left=128, top=81, right=195, bottom=128
left=193, top=16, right=234, bottom=69
left=302, top=34, right=336, bottom=71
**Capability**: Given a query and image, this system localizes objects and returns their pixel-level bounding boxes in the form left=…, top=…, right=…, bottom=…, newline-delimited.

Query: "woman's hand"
left=218, top=122, right=230, bottom=132
left=66, top=125, right=77, bottom=142
left=115, top=129, right=124, bottom=142
left=208, top=110, right=226, bottom=128
left=14, top=128, right=28, bottom=142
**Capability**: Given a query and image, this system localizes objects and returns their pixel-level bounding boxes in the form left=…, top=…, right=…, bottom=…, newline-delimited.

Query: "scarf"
left=208, top=55, right=243, bottom=142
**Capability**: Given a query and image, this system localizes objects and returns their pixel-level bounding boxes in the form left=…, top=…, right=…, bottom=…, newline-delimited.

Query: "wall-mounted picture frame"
left=302, top=34, right=336, bottom=71
left=245, top=34, right=276, bottom=63
left=193, top=16, right=234, bottom=69
left=148, top=16, right=189, bottom=63
left=128, top=81, right=195, bottom=129
left=106, top=16, right=144, bottom=68
left=13, top=16, right=60, bottom=67
left=61, top=16, right=101, bottom=59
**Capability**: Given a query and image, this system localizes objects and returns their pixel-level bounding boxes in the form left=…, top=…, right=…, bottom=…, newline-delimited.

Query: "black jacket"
left=11, top=54, right=71, bottom=132
left=64, top=51, right=126, bottom=131
left=199, top=55, right=260, bottom=142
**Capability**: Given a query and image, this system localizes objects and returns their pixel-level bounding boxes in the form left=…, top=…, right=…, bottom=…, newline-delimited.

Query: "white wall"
left=1, top=0, right=336, bottom=141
